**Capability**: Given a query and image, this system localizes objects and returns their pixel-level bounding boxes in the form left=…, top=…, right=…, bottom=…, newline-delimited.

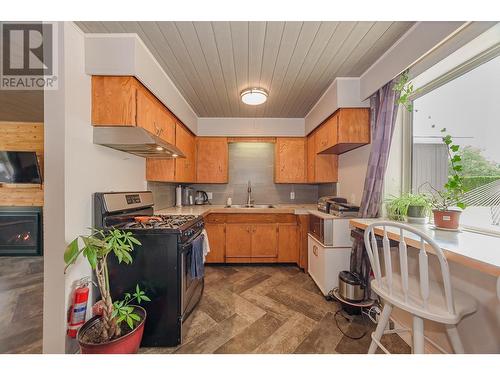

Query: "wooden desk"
left=350, top=218, right=500, bottom=278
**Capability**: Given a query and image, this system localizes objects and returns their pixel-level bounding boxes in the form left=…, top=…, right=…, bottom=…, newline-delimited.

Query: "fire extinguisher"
left=67, top=277, right=90, bottom=338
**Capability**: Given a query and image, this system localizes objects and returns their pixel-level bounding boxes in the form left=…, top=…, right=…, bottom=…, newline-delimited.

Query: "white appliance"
left=308, top=214, right=352, bottom=296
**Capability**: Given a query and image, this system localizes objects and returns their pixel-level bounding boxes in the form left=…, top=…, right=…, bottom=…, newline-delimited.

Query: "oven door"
left=309, top=214, right=324, bottom=244
left=179, top=232, right=204, bottom=318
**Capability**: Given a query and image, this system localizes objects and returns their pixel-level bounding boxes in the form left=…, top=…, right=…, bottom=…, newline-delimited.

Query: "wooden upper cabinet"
left=316, top=113, right=338, bottom=153
left=174, top=123, right=196, bottom=183
left=315, top=153, right=338, bottom=183
left=146, top=159, right=175, bottom=182
left=196, top=137, right=228, bottom=183
left=92, top=76, right=137, bottom=126
left=274, top=138, right=306, bottom=183
left=306, top=130, right=338, bottom=183
left=316, top=108, right=370, bottom=154
left=306, top=133, right=316, bottom=183
left=92, top=76, right=176, bottom=145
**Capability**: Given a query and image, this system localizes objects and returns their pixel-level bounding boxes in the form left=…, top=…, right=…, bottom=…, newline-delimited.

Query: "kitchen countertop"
left=350, top=218, right=500, bottom=277
left=155, top=204, right=318, bottom=216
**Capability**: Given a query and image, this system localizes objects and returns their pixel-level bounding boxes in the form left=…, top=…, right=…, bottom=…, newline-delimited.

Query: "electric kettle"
left=194, top=191, right=209, bottom=205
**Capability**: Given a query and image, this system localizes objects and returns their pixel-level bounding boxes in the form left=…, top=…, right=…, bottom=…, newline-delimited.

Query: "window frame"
left=404, top=43, right=500, bottom=236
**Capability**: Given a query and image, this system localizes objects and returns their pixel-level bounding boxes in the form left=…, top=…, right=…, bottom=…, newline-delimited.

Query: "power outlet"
left=207, top=192, right=213, bottom=200
left=290, top=191, right=295, bottom=200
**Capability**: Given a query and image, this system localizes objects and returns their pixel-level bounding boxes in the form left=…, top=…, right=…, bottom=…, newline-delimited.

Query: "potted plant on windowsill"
left=64, top=228, right=150, bottom=354
left=386, top=193, right=432, bottom=224
left=427, top=129, right=467, bottom=230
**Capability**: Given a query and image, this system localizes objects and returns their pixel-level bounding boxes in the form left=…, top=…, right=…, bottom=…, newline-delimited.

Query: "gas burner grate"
left=117, top=215, right=198, bottom=230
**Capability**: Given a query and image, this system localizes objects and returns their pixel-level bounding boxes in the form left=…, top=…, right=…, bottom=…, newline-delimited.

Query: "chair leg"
left=368, top=303, right=392, bottom=354
left=446, top=325, right=465, bottom=354
left=412, top=316, right=424, bottom=354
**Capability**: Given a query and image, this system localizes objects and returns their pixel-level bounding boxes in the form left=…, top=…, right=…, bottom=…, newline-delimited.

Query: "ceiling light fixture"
left=241, top=88, right=268, bottom=106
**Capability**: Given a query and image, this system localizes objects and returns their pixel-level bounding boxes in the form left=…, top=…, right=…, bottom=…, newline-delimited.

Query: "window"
left=411, top=50, right=500, bottom=234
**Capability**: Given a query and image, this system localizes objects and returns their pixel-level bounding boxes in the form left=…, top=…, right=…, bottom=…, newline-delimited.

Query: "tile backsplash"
left=192, top=143, right=336, bottom=205
left=148, top=142, right=337, bottom=208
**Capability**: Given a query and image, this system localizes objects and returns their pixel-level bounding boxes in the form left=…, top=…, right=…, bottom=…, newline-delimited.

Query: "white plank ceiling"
left=76, top=21, right=414, bottom=118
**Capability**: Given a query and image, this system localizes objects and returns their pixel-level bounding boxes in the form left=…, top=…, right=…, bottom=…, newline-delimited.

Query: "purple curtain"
left=350, top=78, right=401, bottom=296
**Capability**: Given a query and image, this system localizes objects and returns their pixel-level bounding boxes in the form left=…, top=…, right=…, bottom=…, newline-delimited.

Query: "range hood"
left=93, top=127, right=185, bottom=159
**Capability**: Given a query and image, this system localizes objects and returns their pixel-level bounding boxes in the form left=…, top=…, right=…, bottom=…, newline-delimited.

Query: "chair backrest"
left=363, top=221, right=455, bottom=314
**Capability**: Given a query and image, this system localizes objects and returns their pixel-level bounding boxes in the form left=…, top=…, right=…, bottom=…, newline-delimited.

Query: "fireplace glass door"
left=0, top=207, right=42, bottom=256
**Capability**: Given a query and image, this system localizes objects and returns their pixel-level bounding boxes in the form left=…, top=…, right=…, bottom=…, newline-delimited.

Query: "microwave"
left=309, top=214, right=334, bottom=246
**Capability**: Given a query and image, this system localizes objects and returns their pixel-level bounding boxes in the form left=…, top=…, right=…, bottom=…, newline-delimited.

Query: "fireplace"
left=0, top=207, right=42, bottom=256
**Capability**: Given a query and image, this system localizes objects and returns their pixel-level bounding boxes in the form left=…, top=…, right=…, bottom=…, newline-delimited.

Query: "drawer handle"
left=313, top=245, right=318, bottom=256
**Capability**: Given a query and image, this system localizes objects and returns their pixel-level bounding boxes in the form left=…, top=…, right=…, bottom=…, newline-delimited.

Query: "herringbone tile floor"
left=0, top=257, right=43, bottom=354
left=140, top=265, right=410, bottom=354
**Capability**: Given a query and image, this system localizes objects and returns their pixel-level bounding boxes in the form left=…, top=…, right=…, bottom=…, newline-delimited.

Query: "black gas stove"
left=93, top=191, right=205, bottom=347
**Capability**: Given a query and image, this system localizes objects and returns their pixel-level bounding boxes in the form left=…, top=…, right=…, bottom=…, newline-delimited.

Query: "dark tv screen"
left=0, top=151, right=42, bottom=184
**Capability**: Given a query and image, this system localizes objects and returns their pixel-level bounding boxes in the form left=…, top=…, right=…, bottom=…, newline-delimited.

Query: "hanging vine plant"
left=393, top=69, right=415, bottom=112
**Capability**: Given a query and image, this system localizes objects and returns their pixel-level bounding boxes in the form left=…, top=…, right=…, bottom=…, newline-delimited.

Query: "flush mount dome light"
left=241, top=88, right=268, bottom=105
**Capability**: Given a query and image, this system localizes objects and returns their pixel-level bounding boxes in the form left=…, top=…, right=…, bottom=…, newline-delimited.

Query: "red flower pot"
left=433, top=209, right=462, bottom=230
left=78, top=306, right=146, bottom=354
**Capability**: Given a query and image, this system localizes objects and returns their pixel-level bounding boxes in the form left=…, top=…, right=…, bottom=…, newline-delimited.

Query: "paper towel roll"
left=176, top=185, right=182, bottom=207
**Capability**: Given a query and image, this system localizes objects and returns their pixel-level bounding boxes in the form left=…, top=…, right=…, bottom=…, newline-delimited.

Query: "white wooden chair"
left=363, top=221, right=477, bottom=354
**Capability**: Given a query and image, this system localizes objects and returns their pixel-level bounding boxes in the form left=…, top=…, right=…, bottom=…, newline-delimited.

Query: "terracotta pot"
left=78, top=305, right=146, bottom=354
left=432, top=209, right=461, bottom=230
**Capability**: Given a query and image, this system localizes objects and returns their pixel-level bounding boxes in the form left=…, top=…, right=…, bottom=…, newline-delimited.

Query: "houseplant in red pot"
left=429, top=129, right=467, bottom=230
left=64, top=228, right=150, bottom=354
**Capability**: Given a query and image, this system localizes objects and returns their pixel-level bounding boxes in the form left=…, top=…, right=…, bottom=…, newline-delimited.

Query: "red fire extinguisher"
left=67, top=277, right=90, bottom=338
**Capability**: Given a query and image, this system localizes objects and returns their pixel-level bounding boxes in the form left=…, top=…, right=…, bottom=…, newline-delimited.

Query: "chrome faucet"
left=246, top=180, right=253, bottom=207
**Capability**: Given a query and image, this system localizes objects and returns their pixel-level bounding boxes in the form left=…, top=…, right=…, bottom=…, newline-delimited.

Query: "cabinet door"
left=316, top=113, right=338, bottom=153
left=92, top=76, right=137, bottom=126
left=205, top=223, right=225, bottom=263
left=196, top=137, right=228, bottom=183
left=226, top=224, right=252, bottom=257
left=174, top=123, right=196, bottom=182
left=337, top=108, right=370, bottom=145
left=146, top=159, right=175, bottom=181
left=251, top=224, right=278, bottom=258
left=136, top=87, right=159, bottom=136
left=306, top=133, right=316, bottom=183
left=315, top=154, right=338, bottom=183
left=275, top=138, right=306, bottom=183
left=278, top=224, right=299, bottom=262
left=157, top=107, right=176, bottom=145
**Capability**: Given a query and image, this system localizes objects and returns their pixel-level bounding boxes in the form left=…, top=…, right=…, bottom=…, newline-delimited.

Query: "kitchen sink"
left=225, top=204, right=276, bottom=209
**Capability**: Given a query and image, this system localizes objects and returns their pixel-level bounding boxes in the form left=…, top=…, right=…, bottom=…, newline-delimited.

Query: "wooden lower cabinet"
left=204, top=223, right=225, bottom=263
left=251, top=224, right=278, bottom=258
left=225, top=224, right=252, bottom=257
left=277, top=223, right=299, bottom=263
left=205, top=214, right=304, bottom=267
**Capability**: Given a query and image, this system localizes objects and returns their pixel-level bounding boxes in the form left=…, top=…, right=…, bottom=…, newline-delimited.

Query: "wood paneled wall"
left=0, top=121, right=44, bottom=206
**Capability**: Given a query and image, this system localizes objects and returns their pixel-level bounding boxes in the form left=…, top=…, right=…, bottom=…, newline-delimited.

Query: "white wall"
left=85, top=34, right=198, bottom=133
left=43, top=22, right=146, bottom=354
left=337, top=145, right=371, bottom=206
left=197, top=117, right=305, bottom=136
left=305, top=78, right=369, bottom=135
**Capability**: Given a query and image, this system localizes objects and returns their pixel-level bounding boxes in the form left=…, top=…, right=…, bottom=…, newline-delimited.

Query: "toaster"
left=317, top=196, right=347, bottom=213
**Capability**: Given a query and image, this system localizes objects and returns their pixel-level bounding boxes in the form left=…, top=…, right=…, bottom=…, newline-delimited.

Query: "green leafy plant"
left=385, top=193, right=432, bottom=221
left=112, top=284, right=151, bottom=330
left=393, top=70, right=415, bottom=112
left=64, top=228, right=148, bottom=341
left=428, top=128, right=467, bottom=211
